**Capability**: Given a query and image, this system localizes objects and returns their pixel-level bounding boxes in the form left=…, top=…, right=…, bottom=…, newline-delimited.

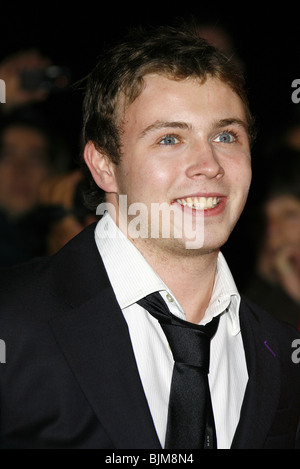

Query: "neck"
left=106, top=202, right=219, bottom=323
left=131, top=237, right=219, bottom=324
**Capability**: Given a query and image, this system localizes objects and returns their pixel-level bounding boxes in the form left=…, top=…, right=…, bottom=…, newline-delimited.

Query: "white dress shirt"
left=94, top=213, right=248, bottom=449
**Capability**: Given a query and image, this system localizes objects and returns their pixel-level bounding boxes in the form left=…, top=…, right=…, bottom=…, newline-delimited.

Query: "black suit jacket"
left=0, top=223, right=300, bottom=449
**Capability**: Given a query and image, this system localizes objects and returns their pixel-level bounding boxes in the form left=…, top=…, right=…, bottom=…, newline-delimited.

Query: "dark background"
left=1, top=3, right=300, bottom=288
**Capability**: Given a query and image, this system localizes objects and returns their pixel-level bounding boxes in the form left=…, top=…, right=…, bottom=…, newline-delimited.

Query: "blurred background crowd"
left=1, top=4, right=300, bottom=330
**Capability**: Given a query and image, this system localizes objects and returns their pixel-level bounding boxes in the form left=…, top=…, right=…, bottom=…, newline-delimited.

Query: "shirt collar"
left=94, top=213, right=241, bottom=334
left=95, top=213, right=168, bottom=308
left=205, top=251, right=241, bottom=334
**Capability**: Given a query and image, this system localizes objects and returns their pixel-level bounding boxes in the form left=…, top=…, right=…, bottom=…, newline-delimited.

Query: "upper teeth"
left=176, top=197, right=220, bottom=210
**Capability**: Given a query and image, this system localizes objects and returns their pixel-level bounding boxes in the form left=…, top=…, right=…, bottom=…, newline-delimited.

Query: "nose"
left=185, top=142, right=224, bottom=180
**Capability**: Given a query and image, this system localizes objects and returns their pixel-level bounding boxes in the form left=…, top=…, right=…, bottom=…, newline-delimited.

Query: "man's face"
left=0, top=125, right=50, bottom=218
left=109, top=75, right=251, bottom=255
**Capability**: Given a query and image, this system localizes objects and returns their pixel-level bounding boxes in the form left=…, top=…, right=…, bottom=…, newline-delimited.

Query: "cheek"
left=231, top=158, right=252, bottom=193
left=121, top=159, right=172, bottom=199
left=227, top=159, right=251, bottom=220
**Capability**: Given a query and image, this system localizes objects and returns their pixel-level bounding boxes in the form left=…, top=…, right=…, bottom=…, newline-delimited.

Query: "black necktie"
left=137, top=292, right=219, bottom=449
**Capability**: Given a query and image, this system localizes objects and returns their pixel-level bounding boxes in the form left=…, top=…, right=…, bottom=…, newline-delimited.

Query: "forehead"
left=121, top=74, right=248, bottom=130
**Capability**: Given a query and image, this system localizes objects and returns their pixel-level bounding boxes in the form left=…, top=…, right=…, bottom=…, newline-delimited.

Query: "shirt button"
left=166, top=293, right=174, bottom=302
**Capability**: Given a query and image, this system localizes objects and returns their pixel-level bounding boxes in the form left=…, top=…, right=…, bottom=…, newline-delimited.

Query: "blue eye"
left=214, top=131, right=236, bottom=143
left=159, top=135, right=179, bottom=145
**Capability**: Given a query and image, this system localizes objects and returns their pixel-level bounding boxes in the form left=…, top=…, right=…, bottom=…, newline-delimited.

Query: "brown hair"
left=82, top=24, right=255, bottom=208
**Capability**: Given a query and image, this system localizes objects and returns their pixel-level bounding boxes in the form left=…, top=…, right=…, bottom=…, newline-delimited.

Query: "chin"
left=154, top=236, right=222, bottom=257
left=196, top=234, right=231, bottom=253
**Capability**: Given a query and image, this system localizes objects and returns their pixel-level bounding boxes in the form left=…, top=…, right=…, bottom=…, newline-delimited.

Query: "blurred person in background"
left=0, top=50, right=98, bottom=266
left=0, top=115, right=99, bottom=266
left=245, top=147, right=300, bottom=330
left=0, top=49, right=51, bottom=115
left=0, top=116, right=70, bottom=266
left=0, top=48, right=68, bottom=114
left=38, top=169, right=100, bottom=255
left=0, top=118, right=60, bottom=219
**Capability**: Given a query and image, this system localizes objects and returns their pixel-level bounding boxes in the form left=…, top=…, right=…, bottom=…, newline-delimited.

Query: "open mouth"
left=175, top=196, right=220, bottom=210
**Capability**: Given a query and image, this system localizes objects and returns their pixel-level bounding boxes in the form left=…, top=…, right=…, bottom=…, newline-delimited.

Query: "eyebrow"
left=138, top=117, right=248, bottom=139
left=139, top=121, right=191, bottom=138
left=213, top=118, right=248, bottom=132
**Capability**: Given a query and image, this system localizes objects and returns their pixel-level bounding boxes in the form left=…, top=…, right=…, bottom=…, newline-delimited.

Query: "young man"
left=0, top=25, right=299, bottom=449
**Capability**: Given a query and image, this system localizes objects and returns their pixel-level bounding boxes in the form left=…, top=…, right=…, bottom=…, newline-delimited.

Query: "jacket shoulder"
left=0, top=222, right=105, bottom=322
left=241, top=294, right=300, bottom=339
left=241, top=294, right=300, bottom=380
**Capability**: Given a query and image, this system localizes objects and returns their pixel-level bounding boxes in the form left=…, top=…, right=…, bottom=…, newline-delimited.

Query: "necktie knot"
left=137, top=292, right=219, bottom=372
left=160, top=323, right=211, bottom=371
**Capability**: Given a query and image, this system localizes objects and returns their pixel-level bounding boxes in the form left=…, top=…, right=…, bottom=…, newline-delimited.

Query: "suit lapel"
left=48, top=224, right=161, bottom=449
left=231, top=297, right=281, bottom=448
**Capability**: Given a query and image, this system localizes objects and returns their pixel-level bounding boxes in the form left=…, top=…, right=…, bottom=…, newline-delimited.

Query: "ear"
left=83, top=141, right=118, bottom=193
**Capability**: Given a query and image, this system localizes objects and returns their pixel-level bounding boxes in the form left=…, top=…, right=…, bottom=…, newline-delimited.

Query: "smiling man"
left=0, top=24, right=299, bottom=449
left=85, top=74, right=252, bottom=324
